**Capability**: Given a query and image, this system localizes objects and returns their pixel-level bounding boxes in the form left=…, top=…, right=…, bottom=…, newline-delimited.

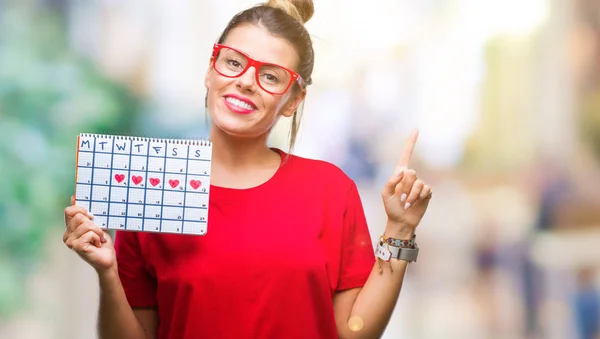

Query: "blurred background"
left=1, top=0, right=600, bottom=338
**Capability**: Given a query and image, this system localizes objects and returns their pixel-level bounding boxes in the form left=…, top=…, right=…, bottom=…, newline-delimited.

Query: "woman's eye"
left=227, top=59, right=242, bottom=68
left=262, top=73, right=280, bottom=83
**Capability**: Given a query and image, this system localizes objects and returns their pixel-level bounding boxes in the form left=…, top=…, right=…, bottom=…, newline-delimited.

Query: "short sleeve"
left=114, top=231, right=157, bottom=307
left=336, top=182, right=375, bottom=291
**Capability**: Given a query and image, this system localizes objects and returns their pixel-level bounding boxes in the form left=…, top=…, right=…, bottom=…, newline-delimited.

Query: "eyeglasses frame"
left=211, top=43, right=305, bottom=95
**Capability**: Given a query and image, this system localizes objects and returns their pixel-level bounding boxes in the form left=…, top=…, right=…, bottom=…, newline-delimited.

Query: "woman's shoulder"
left=278, top=149, right=355, bottom=188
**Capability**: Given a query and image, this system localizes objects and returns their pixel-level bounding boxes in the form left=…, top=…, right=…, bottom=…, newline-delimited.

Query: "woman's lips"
left=223, top=94, right=257, bottom=115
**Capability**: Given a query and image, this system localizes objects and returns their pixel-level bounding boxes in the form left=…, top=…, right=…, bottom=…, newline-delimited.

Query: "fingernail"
left=401, top=193, right=407, bottom=202
left=395, top=168, right=404, bottom=178
left=87, top=212, right=94, bottom=219
left=404, top=202, right=411, bottom=210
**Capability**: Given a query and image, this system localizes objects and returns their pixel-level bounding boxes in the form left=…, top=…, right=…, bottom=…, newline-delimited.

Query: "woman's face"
left=205, top=23, right=305, bottom=139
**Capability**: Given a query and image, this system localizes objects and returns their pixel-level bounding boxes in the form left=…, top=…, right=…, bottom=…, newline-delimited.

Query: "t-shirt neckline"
left=208, top=147, right=288, bottom=197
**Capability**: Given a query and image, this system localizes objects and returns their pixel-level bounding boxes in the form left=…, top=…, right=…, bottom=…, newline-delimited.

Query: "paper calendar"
left=74, top=133, right=212, bottom=235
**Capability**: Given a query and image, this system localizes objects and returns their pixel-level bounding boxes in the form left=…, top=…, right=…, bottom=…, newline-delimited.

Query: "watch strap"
left=388, top=245, right=419, bottom=262
left=376, top=242, right=419, bottom=263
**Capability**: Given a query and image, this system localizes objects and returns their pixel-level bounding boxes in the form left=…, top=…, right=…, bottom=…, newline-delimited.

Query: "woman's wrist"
left=96, top=265, right=119, bottom=283
left=384, top=221, right=415, bottom=240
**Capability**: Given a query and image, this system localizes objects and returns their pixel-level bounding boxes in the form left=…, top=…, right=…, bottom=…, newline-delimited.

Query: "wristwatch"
left=376, top=236, right=419, bottom=263
left=387, top=244, right=419, bottom=262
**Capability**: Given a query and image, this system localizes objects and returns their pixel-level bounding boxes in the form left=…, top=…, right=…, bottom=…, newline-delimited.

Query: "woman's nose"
left=236, top=66, right=258, bottom=92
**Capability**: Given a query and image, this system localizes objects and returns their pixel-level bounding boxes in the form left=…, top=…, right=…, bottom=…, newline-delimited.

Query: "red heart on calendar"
left=190, top=180, right=201, bottom=190
left=149, top=178, right=160, bottom=187
left=168, top=179, right=180, bottom=188
left=132, top=176, right=143, bottom=185
left=114, top=174, right=125, bottom=183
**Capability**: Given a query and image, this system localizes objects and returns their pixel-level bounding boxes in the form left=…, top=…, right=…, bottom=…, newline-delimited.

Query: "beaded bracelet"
left=376, top=234, right=417, bottom=273
left=381, top=234, right=416, bottom=249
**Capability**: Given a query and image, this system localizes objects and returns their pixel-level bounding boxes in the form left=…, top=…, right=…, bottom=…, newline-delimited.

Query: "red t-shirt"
left=114, top=149, right=375, bottom=339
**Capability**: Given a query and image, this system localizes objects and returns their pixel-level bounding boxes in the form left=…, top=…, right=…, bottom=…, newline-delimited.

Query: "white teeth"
left=226, top=97, right=254, bottom=110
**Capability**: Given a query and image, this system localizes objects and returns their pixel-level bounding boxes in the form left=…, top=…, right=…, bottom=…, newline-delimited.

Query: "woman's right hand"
left=63, top=196, right=116, bottom=273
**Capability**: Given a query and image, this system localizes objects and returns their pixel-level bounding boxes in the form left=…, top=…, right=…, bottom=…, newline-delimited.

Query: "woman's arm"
left=334, top=130, right=432, bottom=338
left=333, top=227, right=410, bottom=339
left=97, top=267, right=158, bottom=339
left=63, top=200, right=158, bottom=339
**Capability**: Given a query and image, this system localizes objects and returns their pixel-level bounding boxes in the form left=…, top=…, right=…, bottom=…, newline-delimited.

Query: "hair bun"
left=264, top=0, right=314, bottom=24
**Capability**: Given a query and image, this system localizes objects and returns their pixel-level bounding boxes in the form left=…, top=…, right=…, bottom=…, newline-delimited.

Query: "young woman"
left=63, top=1, right=433, bottom=338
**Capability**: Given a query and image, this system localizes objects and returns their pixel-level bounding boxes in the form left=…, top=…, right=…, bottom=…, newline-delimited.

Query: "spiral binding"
left=79, top=133, right=212, bottom=146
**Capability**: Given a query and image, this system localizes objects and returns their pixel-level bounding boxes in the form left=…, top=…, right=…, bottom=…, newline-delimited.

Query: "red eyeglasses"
left=211, top=44, right=305, bottom=95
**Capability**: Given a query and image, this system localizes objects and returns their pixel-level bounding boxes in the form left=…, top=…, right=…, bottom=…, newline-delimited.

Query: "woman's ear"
left=204, top=57, right=214, bottom=88
left=281, top=89, right=306, bottom=118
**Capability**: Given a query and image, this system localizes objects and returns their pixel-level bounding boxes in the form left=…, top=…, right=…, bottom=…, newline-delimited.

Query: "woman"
left=63, top=0, right=433, bottom=338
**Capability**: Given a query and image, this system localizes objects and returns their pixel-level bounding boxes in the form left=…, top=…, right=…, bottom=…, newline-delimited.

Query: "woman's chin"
left=211, top=120, right=262, bottom=140
left=209, top=109, right=273, bottom=140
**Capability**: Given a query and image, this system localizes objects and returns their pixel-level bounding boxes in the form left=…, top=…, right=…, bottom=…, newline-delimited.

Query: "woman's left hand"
left=381, top=129, right=432, bottom=239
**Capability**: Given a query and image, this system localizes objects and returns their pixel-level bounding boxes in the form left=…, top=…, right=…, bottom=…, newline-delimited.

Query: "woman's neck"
left=210, top=125, right=275, bottom=169
left=208, top=124, right=282, bottom=189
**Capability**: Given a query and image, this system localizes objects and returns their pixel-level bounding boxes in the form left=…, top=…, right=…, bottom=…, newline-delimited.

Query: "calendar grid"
left=75, top=133, right=211, bottom=235
left=84, top=199, right=208, bottom=208
left=76, top=151, right=210, bottom=161
left=158, top=141, right=167, bottom=233
left=88, top=136, right=97, bottom=212
left=71, top=182, right=209, bottom=194
left=141, top=140, right=150, bottom=232
left=124, top=139, right=134, bottom=230
left=181, top=146, right=190, bottom=233
left=106, top=138, right=116, bottom=228
left=75, top=163, right=210, bottom=176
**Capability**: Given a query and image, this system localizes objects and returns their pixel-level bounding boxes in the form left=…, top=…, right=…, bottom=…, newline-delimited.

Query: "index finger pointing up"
left=398, top=129, right=419, bottom=168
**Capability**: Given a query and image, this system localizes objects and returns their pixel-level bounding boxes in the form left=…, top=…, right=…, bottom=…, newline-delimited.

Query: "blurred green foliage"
left=0, top=3, right=140, bottom=317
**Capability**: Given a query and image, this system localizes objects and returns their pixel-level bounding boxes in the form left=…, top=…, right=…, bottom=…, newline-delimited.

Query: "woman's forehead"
left=223, top=24, right=299, bottom=68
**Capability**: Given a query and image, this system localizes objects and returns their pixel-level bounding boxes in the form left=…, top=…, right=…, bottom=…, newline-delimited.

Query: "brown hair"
left=213, top=0, right=315, bottom=151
